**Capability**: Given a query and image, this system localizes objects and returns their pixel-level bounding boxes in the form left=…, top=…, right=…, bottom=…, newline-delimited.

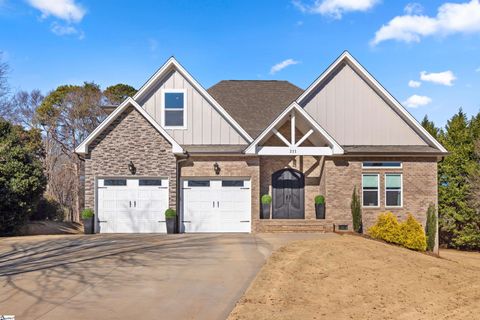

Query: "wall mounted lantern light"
left=128, top=161, right=137, bottom=175
left=213, top=162, right=221, bottom=175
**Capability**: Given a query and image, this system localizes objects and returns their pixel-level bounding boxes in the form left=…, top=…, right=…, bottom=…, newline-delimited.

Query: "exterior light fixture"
left=128, top=161, right=136, bottom=175
left=213, top=162, right=221, bottom=175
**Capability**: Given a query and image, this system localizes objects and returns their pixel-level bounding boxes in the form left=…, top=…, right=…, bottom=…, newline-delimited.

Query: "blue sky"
left=1, top=0, right=480, bottom=126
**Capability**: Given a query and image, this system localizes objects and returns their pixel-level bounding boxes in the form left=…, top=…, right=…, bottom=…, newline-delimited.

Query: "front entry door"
left=272, top=169, right=305, bottom=219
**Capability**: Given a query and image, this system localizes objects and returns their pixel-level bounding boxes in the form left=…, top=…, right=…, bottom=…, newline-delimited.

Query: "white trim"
left=272, top=128, right=291, bottom=147
left=161, top=88, right=187, bottom=129
left=297, top=51, right=447, bottom=154
left=133, top=57, right=253, bottom=143
left=385, top=173, right=403, bottom=208
left=256, top=146, right=333, bottom=156
left=362, top=173, right=380, bottom=208
left=295, top=129, right=314, bottom=147
left=75, top=97, right=184, bottom=155
left=245, top=102, right=344, bottom=155
left=290, top=111, right=295, bottom=145
left=362, top=161, right=403, bottom=169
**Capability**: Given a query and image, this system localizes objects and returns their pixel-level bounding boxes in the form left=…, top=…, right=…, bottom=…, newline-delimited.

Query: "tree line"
left=0, top=53, right=135, bottom=234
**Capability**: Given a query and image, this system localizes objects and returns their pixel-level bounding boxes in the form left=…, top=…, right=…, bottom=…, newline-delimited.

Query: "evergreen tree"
left=421, top=115, right=440, bottom=139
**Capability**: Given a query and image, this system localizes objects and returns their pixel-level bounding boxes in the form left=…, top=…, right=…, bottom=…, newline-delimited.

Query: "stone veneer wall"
left=325, top=157, right=438, bottom=231
left=84, top=106, right=177, bottom=212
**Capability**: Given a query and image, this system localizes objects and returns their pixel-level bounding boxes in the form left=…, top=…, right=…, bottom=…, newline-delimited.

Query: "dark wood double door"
left=272, top=168, right=305, bottom=219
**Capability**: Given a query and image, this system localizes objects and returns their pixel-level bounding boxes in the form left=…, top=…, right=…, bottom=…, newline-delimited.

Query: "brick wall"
left=84, top=106, right=177, bottom=211
left=325, top=157, right=438, bottom=231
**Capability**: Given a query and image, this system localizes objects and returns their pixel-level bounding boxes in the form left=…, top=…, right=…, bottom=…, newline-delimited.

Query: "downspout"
left=176, top=151, right=190, bottom=233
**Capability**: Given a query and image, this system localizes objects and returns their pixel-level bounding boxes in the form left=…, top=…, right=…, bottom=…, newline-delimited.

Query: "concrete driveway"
left=0, top=233, right=333, bottom=319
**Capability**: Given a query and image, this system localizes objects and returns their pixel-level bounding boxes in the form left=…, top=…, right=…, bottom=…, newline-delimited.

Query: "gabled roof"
left=133, top=57, right=253, bottom=143
left=75, top=97, right=183, bottom=154
left=207, top=80, right=303, bottom=138
left=297, top=51, right=447, bottom=153
left=245, top=102, right=344, bottom=155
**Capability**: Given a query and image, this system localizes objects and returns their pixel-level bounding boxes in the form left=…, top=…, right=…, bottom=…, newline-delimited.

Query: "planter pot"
left=261, top=203, right=271, bottom=219
left=166, top=217, right=176, bottom=234
left=83, top=216, right=94, bottom=234
left=315, top=204, right=325, bottom=219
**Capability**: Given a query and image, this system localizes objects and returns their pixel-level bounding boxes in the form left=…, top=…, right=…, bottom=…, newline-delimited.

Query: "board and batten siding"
left=138, top=69, right=247, bottom=145
left=300, top=63, right=427, bottom=146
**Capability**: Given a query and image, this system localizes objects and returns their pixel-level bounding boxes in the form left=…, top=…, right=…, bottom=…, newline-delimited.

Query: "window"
left=362, top=174, right=379, bottom=207
left=104, top=179, right=127, bottom=186
left=163, top=90, right=186, bottom=128
left=385, top=174, right=402, bottom=207
left=188, top=180, right=210, bottom=187
left=222, top=180, right=244, bottom=187
left=139, top=179, right=163, bottom=186
left=362, top=161, right=402, bottom=169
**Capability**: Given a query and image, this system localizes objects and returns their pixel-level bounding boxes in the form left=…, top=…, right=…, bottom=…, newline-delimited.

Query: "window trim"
left=385, top=173, right=403, bottom=208
left=362, top=161, right=402, bottom=169
left=161, top=88, right=187, bottom=129
left=362, top=173, right=380, bottom=208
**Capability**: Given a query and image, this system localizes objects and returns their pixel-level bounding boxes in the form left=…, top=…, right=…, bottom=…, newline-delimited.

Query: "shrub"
left=261, top=194, right=272, bottom=205
left=0, top=120, right=46, bottom=236
left=314, top=195, right=325, bottom=205
left=165, top=208, right=176, bottom=218
left=399, top=214, right=427, bottom=251
left=350, top=186, right=362, bottom=233
left=368, top=212, right=402, bottom=244
left=31, top=196, right=64, bottom=221
left=425, top=204, right=437, bottom=252
left=368, top=212, right=427, bottom=251
left=81, top=208, right=94, bottom=220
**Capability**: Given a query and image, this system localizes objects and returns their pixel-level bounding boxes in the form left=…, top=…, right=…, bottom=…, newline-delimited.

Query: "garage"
left=181, top=179, right=251, bottom=233
left=97, top=178, right=169, bottom=233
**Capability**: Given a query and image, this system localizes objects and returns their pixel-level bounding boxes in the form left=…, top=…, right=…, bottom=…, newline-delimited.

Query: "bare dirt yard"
left=228, top=235, right=480, bottom=320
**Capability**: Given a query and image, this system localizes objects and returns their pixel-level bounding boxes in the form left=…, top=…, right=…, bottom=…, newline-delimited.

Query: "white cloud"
left=403, top=94, right=432, bottom=108
left=27, top=0, right=86, bottom=23
left=270, top=59, right=300, bottom=75
left=372, top=0, right=480, bottom=45
left=420, top=70, right=456, bottom=86
left=408, top=80, right=421, bottom=88
left=292, top=0, right=379, bottom=19
left=50, top=21, right=84, bottom=39
left=404, top=2, right=423, bottom=15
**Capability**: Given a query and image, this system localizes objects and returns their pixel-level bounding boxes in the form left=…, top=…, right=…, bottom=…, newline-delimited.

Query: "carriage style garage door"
left=182, top=179, right=251, bottom=233
left=97, top=178, right=169, bottom=233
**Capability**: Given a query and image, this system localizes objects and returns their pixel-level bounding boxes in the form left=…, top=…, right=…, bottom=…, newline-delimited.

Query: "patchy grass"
left=228, top=235, right=480, bottom=320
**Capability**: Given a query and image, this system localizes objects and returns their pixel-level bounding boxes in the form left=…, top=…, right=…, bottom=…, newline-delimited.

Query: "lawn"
left=228, top=235, right=480, bottom=320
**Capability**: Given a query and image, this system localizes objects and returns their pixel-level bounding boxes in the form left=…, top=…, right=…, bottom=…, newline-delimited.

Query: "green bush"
left=261, top=194, right=272, bottom=205
left=350, top=186, right=362, bottom=233
left=368, top=212, right=427, bottom=251
left=165, top=208, right=176, bottom=218
left=425, top=204, right=437, bottom=252
left=81, top=208, right=94, bottom=220
left=314, top=195, right=325, bottom=205
left=31, top=196, right=64, bottom=221
left=0, top=120, right=46, bottom=236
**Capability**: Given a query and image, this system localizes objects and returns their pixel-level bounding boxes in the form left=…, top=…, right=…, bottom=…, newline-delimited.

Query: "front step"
left=256, top=220, right=335, bottom=233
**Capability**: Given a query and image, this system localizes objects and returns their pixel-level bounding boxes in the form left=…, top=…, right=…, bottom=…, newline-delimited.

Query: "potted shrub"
left=81, top=208, right=94, bottom=234
left=315, top=195, right=325, bottom=219
left=261, top=194, right=272, bottom=219
left=165, top=208, right=176, bottom=234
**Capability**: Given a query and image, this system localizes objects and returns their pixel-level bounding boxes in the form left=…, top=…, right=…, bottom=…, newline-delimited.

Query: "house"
left=75, top=51, right=447, bottom=234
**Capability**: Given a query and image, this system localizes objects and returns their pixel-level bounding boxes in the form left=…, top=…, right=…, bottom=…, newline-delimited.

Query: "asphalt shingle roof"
left=207, top=80, right=303, bottom=138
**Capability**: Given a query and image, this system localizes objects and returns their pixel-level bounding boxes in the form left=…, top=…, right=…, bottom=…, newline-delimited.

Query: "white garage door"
left=182, top=179, right=251, bottom=233
left=97, top=178, right=169, bottom=233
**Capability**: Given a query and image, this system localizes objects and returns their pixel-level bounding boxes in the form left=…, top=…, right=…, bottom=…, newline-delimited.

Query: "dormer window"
left=162, top=89, right=186, bottom=128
